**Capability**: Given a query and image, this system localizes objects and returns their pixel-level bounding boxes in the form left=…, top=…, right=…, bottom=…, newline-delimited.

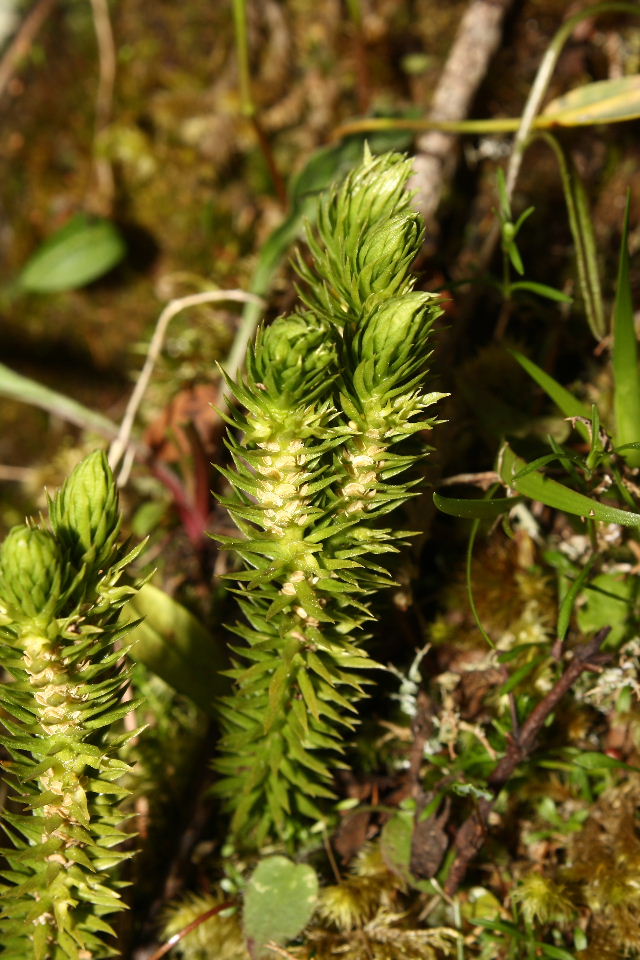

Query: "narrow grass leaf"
left=510, top=280, right=572, bottom=303
left=466, top=518, right=494, bottom=649
left=573, top=751, right=638, bottom=772
left=612, top=193, right=640, bottom=466
left=535, top=134, right=604, bottom=339
left=535, top=943, right=580, bottom=960
left=510, top=349, right=590, bottom=441
left=498, top=654, right=547, bottom=696
left=0, top=363, right=118, bottom=438
left=557, top=557, right=596, bottom=641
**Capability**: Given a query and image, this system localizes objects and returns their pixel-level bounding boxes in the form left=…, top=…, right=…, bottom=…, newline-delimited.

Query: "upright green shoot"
left=214, top=151, right=444, bottom=845
left=0, top=452, right=143, bottom=959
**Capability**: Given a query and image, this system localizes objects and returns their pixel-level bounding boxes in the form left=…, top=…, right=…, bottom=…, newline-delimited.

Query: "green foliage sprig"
left=0, top=452, right=143, bottom=960
left=215, top=150, right=444, bottom=844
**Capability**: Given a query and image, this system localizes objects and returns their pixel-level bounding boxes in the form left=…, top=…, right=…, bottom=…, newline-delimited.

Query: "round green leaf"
left=243, top=856, right=318, bottom=958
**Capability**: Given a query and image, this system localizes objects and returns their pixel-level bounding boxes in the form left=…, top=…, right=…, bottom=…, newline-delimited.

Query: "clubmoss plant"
left=0, top=451, right=143, bottom=959
left=215, top=150, right=444, bottom=844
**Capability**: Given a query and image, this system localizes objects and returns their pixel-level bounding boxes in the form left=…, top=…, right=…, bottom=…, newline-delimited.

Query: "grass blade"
left=536, top=133, right=605, bottom=339
left=612, top=192, right=640, bottom=467
left=0, top=362, right=118, bottom=437
left=510, top=349, right=591, bottom=441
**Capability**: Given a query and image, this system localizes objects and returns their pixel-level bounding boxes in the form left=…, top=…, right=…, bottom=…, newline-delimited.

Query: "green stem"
left=333, top=116, right=525, bottom=140
left=232, top=0, right=253, bottom=118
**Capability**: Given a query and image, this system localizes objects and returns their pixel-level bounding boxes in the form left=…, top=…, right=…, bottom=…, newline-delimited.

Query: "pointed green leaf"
left=509, top=280, right=572, bottom=303
left=557, top=557, right=596, bottom=641
left=433, top=491, right=522, bottom=520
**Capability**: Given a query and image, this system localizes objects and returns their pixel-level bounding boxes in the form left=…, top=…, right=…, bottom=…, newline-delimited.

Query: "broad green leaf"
left=243, top=856, right=318, bottom=958
left=510, top=349, right=591, bottom=441
left=379, top=802, right=438, bottom=892
left=126, top=583, right=228, bottom=713
left=576, top=572, right=632, bottom=648
left=380, top=804, right=414, bottom=886
left=498, top=443, right=640, bottom=528
left=18, top=214, right=126, bottom=293
left=0, top=362, right=118, bottom=437
left=433, top=491, right=522, bottom=520
left=541, top=76, right=640, bottom=127
left=612, top=194, right=640, bottom=466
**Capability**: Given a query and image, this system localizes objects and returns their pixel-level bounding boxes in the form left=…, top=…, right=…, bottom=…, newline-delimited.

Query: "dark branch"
left=444, top=628, right=611, bottom=894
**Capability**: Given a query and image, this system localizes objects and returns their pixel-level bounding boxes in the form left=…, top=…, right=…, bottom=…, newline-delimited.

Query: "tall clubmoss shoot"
left=0, top=451, right=143, bottom=960
left=214, top=150, right=445, bottom=845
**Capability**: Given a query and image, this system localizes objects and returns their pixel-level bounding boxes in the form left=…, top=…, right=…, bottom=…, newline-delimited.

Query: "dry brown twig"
left=87, top=0, right=116, bottom=212
left=146, top=900, right=237, bottom=960
left=410, top=0, right=515, bottom=239
left=444, top=627, right=612, bottom=894
left=0, top=0, right=59, bottom=101
left=108, top=290, right=265, bottom=483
